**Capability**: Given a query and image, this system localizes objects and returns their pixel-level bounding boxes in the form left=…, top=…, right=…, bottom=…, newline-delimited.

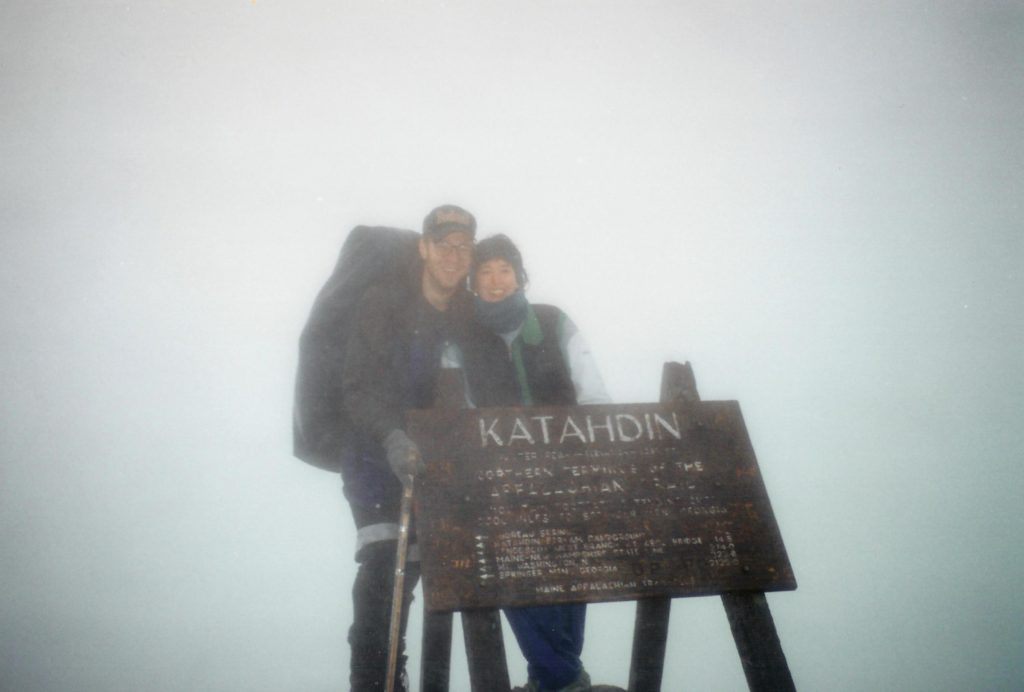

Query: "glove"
left=384, top=429, right=424, bottom=486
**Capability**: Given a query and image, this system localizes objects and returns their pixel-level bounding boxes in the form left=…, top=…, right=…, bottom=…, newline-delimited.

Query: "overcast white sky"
left=1, top=2, right=1021, bottom=690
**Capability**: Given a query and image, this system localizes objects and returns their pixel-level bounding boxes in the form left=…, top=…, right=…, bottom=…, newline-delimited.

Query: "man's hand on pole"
left=384, top=429, right=425, bottom=487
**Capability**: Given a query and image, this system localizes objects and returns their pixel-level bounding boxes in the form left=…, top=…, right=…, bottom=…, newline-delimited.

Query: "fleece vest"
left=462, top=304, right=577, bottom=408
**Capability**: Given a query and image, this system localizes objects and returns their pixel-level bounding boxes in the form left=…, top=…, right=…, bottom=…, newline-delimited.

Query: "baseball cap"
left=423, top=204, right=476, bottom=240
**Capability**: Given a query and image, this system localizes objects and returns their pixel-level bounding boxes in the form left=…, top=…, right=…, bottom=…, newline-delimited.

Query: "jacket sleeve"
left=341, top=286, right=406, bottom=448
left=558, top=313, right=612, bottom=405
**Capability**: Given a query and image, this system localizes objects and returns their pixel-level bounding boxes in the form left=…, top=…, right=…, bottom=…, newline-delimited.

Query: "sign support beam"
left=416, top=363, right=796, bottom=691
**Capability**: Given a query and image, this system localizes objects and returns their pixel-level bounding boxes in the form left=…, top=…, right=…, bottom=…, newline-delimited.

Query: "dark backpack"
left=292, top=226, right=420, bottom=471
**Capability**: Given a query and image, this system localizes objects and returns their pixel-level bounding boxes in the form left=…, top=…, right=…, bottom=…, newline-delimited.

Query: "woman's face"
left=475, top=258, right=519, bottom=303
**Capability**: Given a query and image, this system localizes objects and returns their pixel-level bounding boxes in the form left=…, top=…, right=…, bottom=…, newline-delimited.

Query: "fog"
left=1, top=2, right=1021, bottom=690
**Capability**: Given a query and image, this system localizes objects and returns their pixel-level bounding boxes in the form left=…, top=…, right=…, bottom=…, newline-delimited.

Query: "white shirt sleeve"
left=559, top=317, right=611, bottom=405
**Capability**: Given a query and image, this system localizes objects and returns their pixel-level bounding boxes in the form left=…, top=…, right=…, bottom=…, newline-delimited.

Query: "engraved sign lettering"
left=409, top=401, right=796, bottom=612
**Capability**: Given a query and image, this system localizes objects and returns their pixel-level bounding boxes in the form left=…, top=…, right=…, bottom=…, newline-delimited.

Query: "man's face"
left=474, top=258, right=519, bottom=303
left=420, top=230, right=473, bottom=294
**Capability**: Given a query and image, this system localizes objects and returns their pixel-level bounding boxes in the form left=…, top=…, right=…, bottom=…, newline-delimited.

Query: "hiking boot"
left=511, top=681, right=539, bottom=692
left=513, top=670, right=591, bottom=692
left=562, top=670, right=592, bottom=692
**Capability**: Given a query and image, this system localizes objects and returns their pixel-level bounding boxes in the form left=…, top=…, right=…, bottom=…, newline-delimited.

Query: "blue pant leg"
left=504, top=603, right=586, bottom=690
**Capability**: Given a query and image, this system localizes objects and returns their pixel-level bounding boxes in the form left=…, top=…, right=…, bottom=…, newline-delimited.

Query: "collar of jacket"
left=519, top=304, right=544, bottom=345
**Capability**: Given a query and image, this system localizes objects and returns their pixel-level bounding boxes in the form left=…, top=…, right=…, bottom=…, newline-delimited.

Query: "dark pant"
left=504, top=603, right=586, bottom=690
left=349, top=539, right=420, bottom=692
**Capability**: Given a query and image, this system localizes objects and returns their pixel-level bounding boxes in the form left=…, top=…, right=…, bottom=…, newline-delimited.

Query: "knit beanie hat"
left=470, top=234, right=528, bottom=289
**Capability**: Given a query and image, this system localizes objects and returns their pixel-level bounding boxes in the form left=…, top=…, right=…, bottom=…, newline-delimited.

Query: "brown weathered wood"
left=461, top=609, right=511, bottom=692
left=628, top=596, right=671, bottom=692
left=420, top=611, right=452, bottom=692
left=412, top=399, right=796, bottom=611
left=415, top=363, right=797, bottom=691
left=660, top=360, right=700, bottom=405
left=421, top=369, right=512, bottom=691
left=434, top=367, right=467, bottom=409
left=721, top=592, right=795, bottom=691
left=418, top=368, right=468, bottom=692
left=628, top=362, right=697, bottom=692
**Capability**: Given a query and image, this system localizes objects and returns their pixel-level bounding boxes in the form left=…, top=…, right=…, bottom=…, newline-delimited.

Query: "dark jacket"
left=459, top=304, right=577, bottom=408
left=340, top=265, right=471, bottom=507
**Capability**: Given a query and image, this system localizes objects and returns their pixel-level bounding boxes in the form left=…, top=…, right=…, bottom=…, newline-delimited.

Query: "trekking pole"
left=385, top=477, right=415, bottom=692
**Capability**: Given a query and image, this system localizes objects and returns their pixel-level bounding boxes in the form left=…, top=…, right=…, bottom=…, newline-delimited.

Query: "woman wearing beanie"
left=459, top=234, right=610, bottom=692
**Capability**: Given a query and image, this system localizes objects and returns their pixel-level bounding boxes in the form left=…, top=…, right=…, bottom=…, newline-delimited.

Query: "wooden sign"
left=408, top=401, right=796, bottom=612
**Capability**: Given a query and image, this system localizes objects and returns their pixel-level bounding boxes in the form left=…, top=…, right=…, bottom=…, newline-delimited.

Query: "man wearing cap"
left=340, top=204, right=476, bottom=691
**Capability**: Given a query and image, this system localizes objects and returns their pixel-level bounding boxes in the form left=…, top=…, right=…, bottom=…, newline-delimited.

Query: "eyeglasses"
left=433, top=241, right=473, bottom=258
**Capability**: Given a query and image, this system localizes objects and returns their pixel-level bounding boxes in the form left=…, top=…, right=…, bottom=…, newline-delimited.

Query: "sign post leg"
left=420, top=611, right=453, bottom=691
left=462, top=609, right=510, bottom=692
left=628, top=596, right=671, bottom=692
left=420, top=369, right=511, bottom=691
left=722, top=592, right=795, bottom=691
left=628, top=361, right=697, bottom=691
